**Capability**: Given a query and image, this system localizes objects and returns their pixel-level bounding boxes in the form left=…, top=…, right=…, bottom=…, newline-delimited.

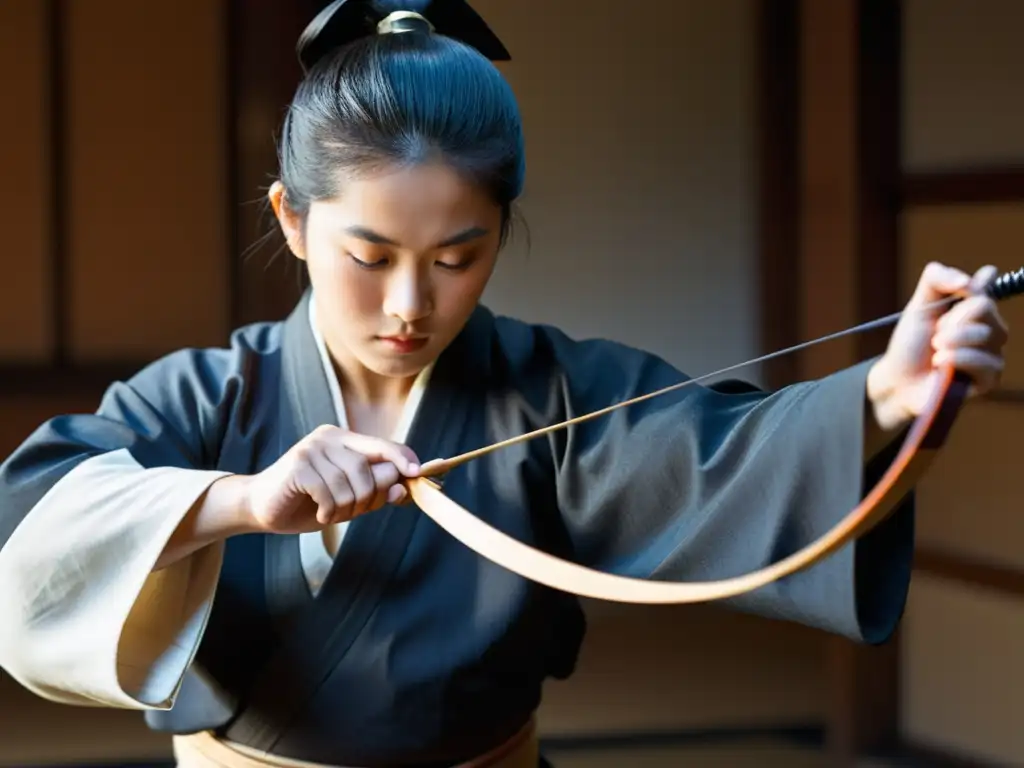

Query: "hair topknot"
left=297, top=0, right=510, bottom=73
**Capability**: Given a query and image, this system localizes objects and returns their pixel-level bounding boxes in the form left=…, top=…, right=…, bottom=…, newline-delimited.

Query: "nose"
left=382, top=265, right=432, bottom=324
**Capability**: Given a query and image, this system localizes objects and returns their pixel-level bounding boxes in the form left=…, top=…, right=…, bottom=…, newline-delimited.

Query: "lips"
left=377, top=335, right=429, bottom=354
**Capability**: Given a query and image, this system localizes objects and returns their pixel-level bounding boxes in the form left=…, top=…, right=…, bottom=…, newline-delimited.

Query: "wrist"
left=204, top=474, right=261, bottom=537
left=156, top=473, right=260, bottom=572
left=866, top=358, right=911, bottom=433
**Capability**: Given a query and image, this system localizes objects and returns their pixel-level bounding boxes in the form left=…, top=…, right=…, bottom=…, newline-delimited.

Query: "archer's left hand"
left=867, top=261, right=1009, bottom=431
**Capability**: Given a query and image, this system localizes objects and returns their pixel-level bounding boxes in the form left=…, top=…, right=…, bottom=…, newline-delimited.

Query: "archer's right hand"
left=240, top=425, right=421, bottom=534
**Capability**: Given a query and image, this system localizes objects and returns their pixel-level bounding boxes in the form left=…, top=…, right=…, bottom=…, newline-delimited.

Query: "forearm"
left=154, top=474, right=256, bottom=571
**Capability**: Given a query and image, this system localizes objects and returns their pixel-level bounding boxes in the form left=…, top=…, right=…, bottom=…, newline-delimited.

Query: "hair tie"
left=296, top=0, right=510, bottom=73
left=377, top=10, right=435, bottom=35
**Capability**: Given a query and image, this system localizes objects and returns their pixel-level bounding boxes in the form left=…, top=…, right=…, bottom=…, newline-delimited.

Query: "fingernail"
left=408, top=463, right=420, bottom=476
left=387, top=486, right=403, bottom=503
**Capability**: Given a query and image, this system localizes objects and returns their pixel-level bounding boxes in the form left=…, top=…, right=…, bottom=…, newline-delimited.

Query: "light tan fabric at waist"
left=171, top=716, right=538, bottom=768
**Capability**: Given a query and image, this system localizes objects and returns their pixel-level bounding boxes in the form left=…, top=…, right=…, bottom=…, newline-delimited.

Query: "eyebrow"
left=344, top=225, right=489, bottom=249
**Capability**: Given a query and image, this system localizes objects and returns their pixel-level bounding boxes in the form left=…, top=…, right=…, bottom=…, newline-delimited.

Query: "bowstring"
left=689, top=294, right=958, bottom=387
left=420, top=294, right=959, bottom=476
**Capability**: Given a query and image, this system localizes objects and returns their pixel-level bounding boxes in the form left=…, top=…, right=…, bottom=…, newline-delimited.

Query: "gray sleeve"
left=539, top=330, right=913, bottom=645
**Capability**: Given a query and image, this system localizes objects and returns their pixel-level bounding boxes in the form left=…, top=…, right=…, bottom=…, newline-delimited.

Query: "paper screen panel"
left=0, top=1, right=53, bottom=362
left=901, top=574, right=1024, bottom=765
left=903, top=0, right=1024, bottom=171
left=901, top=202, right=1024, bottom=390
left=66, top=0, right=229, bottom=361
left=912, top=402, right=1024, bottom=570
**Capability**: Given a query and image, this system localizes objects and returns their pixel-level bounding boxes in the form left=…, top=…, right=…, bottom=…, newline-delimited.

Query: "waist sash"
left=171, top=716, right=538, bottom=768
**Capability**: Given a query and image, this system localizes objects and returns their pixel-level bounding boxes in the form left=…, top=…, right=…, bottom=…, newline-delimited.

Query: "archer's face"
left=272, top=162, right=501, bottom=383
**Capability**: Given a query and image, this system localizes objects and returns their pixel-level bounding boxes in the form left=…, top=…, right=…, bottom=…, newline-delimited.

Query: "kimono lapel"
left=262, top=292, right=339, bottom=627
left=232, top=292, right=495, bottom=753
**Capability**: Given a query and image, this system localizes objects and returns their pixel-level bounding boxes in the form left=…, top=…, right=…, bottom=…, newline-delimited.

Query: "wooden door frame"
left=756, top=1, right=903, bottom=764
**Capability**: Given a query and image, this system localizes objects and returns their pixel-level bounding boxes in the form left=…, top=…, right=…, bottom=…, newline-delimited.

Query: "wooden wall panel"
left=912, top=404, right=1024, bottom=570
left=797, top=0, right=859, bottom=381
left=901, top=575, right=1024, bottom=765
left=903, top=0, right=1024, bottom=171
left=898, top=203, right=1024, bottom=766
left=0, top=1, right=53, bottom=362
left=796, top=2, right=904, bottom=763
left=0, top=395, right=103, bottom=458
left=901, top=203, right=1024, bottom=390
left=66, top=0, right=229, bottom=361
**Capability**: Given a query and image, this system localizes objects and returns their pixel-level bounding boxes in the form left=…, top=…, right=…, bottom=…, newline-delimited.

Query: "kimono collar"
left=279, top=289, right=495, bottom=438
left=305, top=292, right=434, bottom=437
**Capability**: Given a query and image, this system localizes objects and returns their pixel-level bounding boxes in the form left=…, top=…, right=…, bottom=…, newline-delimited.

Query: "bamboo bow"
left=403, top=267, right=1024, bottom=604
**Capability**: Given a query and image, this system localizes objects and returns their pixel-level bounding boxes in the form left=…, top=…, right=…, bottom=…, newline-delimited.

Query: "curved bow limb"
left=404, top=267, right=1022, bottom=604
left=404, top=365, right=967, bottom=604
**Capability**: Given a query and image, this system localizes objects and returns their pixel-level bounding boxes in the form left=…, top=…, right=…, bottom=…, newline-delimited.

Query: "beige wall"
left=477, top=0, right=761, bottom=383
left=903, top=0, right=1024, bottom=172
left=900, top=0, right=1024, bottom=764
left=0, top=1, right=792, bottom=765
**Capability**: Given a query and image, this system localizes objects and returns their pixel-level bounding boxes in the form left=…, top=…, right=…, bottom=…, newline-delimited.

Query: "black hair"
left=278, top=0, right=525, bottom=247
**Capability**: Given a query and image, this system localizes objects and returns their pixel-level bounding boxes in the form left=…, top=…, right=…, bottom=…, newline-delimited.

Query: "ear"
left=269, top=181, right=307, bottom=261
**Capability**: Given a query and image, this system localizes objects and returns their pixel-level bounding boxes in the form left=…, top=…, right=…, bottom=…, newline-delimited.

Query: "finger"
left=932, top=346, right=1004, bottom=391
left=305, top=450, right=357, bottom=523
left=933, top=321, right=1000, bottom=353
left=293, top=461, right=339, bottom=526
left=968, top=264, right=999, bottom=296
left=366, top=463, right=401, bottom=512
left=338, top=432, right=421, bottom=476
left=937, top=293, right=995, bottom=327
left=387, top=484, right=409, bottom=505
left=937, top=295, right=1010, bottom=344
left=333, top=455, right=401, bottom=516
left=334, top=452, right=379, bottom=517
left=911, top=261, right=973, bottom=307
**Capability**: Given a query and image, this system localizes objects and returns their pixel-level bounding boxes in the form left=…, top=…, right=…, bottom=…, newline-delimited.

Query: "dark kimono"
left=0, top=290, right=914, bottom=766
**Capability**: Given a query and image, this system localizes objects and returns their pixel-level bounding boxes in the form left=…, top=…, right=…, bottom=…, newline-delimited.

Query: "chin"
left=363, top=350, right=433, bottom=379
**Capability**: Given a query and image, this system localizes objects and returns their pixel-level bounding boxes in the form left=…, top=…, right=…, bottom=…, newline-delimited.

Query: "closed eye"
left=348, top=253, right=388, bottom=270
left=347, top=253, right=478, bottom=271
left=436, top=258, right=475, bottom=272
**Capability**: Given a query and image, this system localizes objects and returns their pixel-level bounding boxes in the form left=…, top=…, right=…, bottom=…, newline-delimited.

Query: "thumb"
left=387, top=484, right=410, bottom=505
left=911, top=262, right=972, bottom=307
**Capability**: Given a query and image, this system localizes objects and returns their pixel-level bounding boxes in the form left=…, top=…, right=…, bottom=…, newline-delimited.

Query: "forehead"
left=313, top=162, right=500, bottom=243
